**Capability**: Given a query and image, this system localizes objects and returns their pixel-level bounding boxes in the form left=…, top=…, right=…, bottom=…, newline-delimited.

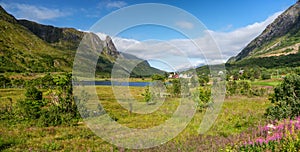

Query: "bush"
left=226, top=80, right=252, bottom=96
left=265, top=74, right=300, bottom=120
left=0, top=75, right=11, bottom=88
left=142, top=86, right=153, bottom=104
left=151, top=74, right=165, bottom=81
left=193, top=87, right=211, bottom=111
left=25, top=86, right=42, bottom=100
left=171, top=79, right=181, bottom=97
left=261, top=72, right=271, bottom=80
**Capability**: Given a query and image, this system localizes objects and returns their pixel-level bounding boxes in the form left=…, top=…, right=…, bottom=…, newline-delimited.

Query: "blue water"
left=75, top=81, right=150, bottom=87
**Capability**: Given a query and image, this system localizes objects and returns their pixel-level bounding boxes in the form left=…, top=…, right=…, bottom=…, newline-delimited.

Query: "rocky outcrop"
left=18, top=19, right=84, bottom=50
left=103, top=36, right=120, bottom=58
left=18, top=19, right=64, bottom=43
left=232, top=1, right=300, bottom=62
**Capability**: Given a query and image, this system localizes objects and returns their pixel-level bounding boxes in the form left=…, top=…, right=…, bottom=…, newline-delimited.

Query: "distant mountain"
left=227, top=1, right=300, bottom=68
left=0, top=6, right=164, bottom=76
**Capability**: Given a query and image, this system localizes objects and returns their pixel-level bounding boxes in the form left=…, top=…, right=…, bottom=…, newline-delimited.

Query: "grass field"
left=0, top=85, right=270, bottom=151
left=251, top=79, right=281, bottom=87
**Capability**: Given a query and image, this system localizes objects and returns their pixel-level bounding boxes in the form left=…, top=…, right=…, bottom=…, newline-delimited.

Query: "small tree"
left=16, top=86, right=43, bottom=119
left=142, top=86, right=153, bottom=104
left=265, top=74, right=300, bottom=120
left=171, top=79, right=181, bottom=97
left=151, top=74, right=165, bottom=81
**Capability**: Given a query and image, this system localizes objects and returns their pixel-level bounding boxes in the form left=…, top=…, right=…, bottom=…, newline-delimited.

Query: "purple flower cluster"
left=245, top=116, right=300, bottom=146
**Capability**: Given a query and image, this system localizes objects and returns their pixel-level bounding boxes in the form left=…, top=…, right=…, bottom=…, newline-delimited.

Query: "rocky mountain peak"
left=230, top=1, right=300, bottom=62
left=103, top=35, right=120, bottom=58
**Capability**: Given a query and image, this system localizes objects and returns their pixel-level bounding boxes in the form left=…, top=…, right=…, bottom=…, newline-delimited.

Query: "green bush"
left=25, top=86, right=42, bottom=100
left=261, top=72, right=271, bottom=80
left=265, top=74, right=300, bottom=120
left=0, top=75, right=11, bottom=88
left=151, top=74, right=165, bottom=81
left=171, top=79, right=181, bottom=97
left=193, top=87, right=211, bottom=111
left=226, top=80, right=252, bottom=96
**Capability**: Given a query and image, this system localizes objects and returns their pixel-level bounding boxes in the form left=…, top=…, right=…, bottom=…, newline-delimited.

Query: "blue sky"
left=0, top=0, right=298, bottom=71
left=0, top=0, right=296, bottom=37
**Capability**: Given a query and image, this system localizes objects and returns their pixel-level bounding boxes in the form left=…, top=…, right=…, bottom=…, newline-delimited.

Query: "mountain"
left=0, top=6, right=73, bottom=72
left=227, top=1, right=300, bottom=68
left=0, top=6, right=164, bottom=77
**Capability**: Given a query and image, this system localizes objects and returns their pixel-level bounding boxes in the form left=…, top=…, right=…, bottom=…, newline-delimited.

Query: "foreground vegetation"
left=1, top=71, right=300, bottom=151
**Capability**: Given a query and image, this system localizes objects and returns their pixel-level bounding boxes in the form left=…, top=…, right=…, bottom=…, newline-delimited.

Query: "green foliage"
left=10, top=73, right=87, bottom=126
left=261, top=72, right=271, bottom=80
left=0, top=75, right=11, bottom=88
left=40, top=73, right=55, bottom=88
left=198, top=75, right=209, bottom=86
left=226, top=53, right=300, bottom=69
left=226, top=80, right=252, bottom=96
left=142, top=86, right=153, bottom=104
left=25, top=86, right=42, bottom=100
left=171, top=79, right=181, bottom=97
left=265, top=74, right=300, bottom=120
left=193, top=87, right=211, bottom=110
left=151, top=74, right=165, bottom=81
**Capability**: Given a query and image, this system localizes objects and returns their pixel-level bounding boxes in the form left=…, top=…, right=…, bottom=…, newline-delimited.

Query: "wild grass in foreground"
left=0, top=85, right=269, bottom=151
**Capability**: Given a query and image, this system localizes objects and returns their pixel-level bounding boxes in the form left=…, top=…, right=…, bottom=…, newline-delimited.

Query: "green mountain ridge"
left=227, top=1, right=300, bottom=68
left=0, top=5, right=164, bottom=77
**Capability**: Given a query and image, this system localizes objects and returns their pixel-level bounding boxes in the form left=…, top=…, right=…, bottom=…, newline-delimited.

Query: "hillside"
left=0, top=6, right=74, bottom=72
left=0, top=6, right=164, bottom=77
left=227, top=1, right=300, bottom=68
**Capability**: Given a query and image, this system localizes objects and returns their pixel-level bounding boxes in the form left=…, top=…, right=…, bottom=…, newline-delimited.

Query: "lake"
left=74, top=81, right=150, bottom=87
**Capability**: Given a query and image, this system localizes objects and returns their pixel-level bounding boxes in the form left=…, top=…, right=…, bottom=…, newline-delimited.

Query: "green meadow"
left=0, top=84, right=271, bottom=151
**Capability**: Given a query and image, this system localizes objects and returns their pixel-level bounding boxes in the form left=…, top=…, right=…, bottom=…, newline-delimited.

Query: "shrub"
left=265, top=74, right=300, bottom=120
left=151, top=74, right=165, bottom=81
left=193, top=87, right=211, bottom=111
left=171, top=79, right=181, bottom=97
left=0, top=75, right=11, bottom=88
left=25, top=86, right=42, bottom=100
left=226, top=80, right=252, bottom=96
left=142, top=86, right=153, bottom=104
left=261, top=72, right=271, bottom=80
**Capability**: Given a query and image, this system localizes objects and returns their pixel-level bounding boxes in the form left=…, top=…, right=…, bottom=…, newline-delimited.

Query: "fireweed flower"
left=240, top=117, right=300, bottom=148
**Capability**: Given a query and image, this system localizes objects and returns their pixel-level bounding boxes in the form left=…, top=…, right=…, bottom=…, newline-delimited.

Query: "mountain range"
left=0, top=6, right=164, bottom=77
left=2, top=0, right=300, bottom=76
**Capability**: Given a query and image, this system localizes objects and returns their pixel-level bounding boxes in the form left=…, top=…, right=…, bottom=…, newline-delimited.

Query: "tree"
left=171, top=79, right=181, bottom=97
left=265, top=74, right=300, bottom=120
left=16, top=86, right=44, bottom=119
left=151, top=74, right=165, bottom=81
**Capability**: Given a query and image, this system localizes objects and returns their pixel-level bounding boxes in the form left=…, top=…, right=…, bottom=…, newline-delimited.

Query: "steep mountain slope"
left=0, top=6, right=164, bottom=76
left=18, top=19, right=84, bottom=51
left=0, top=6, right=73, bottom=72
left=228, top=1, right=300, bottom=67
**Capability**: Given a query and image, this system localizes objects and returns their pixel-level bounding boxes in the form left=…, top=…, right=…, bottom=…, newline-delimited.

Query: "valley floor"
left=0, top=86, right=270, bottom=151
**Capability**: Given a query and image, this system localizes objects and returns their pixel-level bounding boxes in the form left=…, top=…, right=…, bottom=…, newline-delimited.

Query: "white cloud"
left=175, top=21, right=194, bottom=30
left=208, top=11, right=283, bottom=58
left=106, top=1, right=127, bottom=9
left=96, top=11, right=282, bottom=71
left=0, top=2, right=70, bottom=21
left=98, top=0, right=127, bottom=10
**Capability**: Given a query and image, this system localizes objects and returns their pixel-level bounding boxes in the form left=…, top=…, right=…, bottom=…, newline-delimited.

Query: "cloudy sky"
left=0, top=0, right=297, bottom=71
